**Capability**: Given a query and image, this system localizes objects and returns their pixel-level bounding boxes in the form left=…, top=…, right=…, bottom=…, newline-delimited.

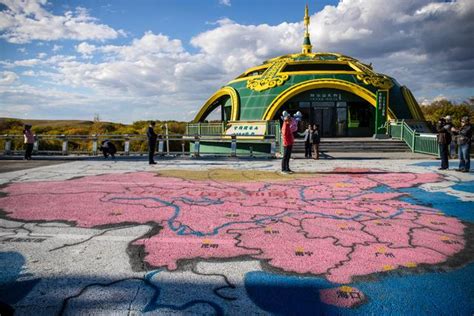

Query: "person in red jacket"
left=281, top=114, right=296, bottom=173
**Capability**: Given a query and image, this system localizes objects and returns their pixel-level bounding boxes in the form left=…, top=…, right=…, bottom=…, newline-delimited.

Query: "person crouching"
left=100, top=140, right=117, bottom=159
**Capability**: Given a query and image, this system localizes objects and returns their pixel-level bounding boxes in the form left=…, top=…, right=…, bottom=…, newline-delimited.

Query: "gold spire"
left=302, top=4, right=313, bottom=54
left=304, top=4, right=310, bottom=35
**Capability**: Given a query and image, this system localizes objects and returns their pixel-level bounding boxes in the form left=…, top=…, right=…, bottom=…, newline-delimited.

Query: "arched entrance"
left=193, top=87, right=240, bottom=123
left=275, top=88, right=375, bottom=137
left=262, top=79, right=381, bottom=137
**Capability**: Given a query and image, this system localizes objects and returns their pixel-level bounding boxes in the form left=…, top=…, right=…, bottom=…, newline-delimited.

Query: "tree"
left=421, top=99, right=474, bottom=126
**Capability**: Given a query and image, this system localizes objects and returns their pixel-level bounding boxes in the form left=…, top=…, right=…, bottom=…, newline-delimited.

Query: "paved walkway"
left=0, top=159, right=473, bottom=315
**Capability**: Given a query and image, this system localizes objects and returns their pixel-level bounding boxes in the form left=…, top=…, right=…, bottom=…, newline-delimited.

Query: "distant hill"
left=0, top=117, right=187, bottom=136
left=1, top=118, right=101, bottom=128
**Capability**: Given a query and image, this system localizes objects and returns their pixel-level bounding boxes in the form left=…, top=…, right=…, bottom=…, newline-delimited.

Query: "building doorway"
left=274, top=88, right=374, bottom=137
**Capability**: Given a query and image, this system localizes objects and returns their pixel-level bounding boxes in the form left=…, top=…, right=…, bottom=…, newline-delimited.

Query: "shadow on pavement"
left=0, top=273, right=341, bottom=315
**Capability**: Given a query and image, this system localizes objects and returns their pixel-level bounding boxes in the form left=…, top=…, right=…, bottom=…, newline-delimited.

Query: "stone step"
left=291, top=139, right=410, bottom=153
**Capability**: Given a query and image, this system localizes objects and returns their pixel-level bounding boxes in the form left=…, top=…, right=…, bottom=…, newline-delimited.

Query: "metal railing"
left=186, top=122, right=226, bottom=136
left=187, top=121, right=281, bottom=137
left=0, top=133, right=278, bottom=158
left=388, top=120, right=439, bottom=156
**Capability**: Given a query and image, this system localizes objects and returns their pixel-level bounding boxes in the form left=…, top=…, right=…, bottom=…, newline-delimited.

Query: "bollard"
left=124, top=134, right=130, bottom=156
left=181, top=142, right=185, bottom=156
left=92, top=135, right=98, bottom=156
left=33, top=137, right=39, bottom=153
left=194, top=135, right=200, bottom=157
left=61, top=135, right=68, bottom=155
left=231, top=134, right=237, bottom=157
left=270, top=139, right=276, bottom=158
left=158, top=139, right=164, bottom=156
left=4, top=135, right=12, bottom=155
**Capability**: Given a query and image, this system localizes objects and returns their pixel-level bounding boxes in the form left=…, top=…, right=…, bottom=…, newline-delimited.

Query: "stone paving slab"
left=0, top=159, right=473, bottom=315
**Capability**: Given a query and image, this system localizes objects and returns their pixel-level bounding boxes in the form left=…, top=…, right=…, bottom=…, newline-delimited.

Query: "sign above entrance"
left=309, top=92, right=342, bottom=102
left=225, top=121, right=267, bottom=136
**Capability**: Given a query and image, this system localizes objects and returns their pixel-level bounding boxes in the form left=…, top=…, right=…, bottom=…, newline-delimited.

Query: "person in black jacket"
left=452, top=116, right=472, bottom=172
left=100, top=140, right=117, bottom=159
left=299, top=124, right=313, bottom=158
left=147, top=121, right=157, bottom=165
left=436, top=117, right=452, bottom=170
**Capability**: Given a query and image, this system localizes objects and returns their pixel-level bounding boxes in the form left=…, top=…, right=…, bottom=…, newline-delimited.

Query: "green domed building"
left=190, top=6, right=425, bottom=153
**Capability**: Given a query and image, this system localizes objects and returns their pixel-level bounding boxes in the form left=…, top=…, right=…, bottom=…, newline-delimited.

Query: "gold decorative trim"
left=193, top=87, right=240, bottom=122
left=401, top=86, right=425, bottom=120
left=337, top=56, right=393, bottom=90
left=246, top=58, right=292, bottom=92
left=262, top=79, right=395, bottom=120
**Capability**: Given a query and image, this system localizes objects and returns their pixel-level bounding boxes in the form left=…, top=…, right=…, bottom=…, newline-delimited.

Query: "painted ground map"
left=1, top=163, right=473, bottom=315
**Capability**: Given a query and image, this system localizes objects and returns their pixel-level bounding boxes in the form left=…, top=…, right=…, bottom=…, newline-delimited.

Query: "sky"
left=0, top=0, right=473, bottom=123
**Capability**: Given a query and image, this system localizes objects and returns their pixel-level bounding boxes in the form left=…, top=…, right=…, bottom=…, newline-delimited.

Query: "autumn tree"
left=421, top=99, right=474, bottom=126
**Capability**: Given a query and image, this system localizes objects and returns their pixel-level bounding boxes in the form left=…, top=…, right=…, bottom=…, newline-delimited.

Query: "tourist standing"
left=312, top=124, right=321, bottom=159
left=300, top=124, right=313, bottom=158
left=452, top=116, right=472, bottom=173
left=445, top=115, right=456, bottom=158
left=436, top=117, right=452, bottom=170
left=147, top=121, right=157, bottom=165
left=281, top=114, right=296, bottom=173
left=23, top=124, right=35, bottom=160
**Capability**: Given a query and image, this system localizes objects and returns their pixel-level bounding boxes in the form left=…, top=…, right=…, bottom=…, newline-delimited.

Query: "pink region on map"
left=0, top=169, right=466, bottom=284
left=320, top=286, right=365, bottom=308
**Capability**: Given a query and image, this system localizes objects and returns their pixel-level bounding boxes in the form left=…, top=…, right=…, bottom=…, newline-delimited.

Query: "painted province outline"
left=0, top=168, right=467, bottom=304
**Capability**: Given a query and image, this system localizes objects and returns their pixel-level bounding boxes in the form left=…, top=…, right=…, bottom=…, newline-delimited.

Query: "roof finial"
left=302, top=4, right=312, bottom=54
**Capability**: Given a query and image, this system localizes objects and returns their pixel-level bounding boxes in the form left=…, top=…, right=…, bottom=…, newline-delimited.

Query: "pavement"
left=0, top=158, right=473, bottom=315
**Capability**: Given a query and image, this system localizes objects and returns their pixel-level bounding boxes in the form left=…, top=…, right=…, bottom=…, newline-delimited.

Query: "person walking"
left=452, top=116, right=472, bottom=172
left=23, top=124, right=35, bottom=160
left=147, top=121, right=158, bottom=165
left=436, top=117, right=452, bottom=170
left=312, top=124, right=321, bottom=159
left=281, top=113, right=297, bottom=173
left=300, top=124, right=313, bottom=158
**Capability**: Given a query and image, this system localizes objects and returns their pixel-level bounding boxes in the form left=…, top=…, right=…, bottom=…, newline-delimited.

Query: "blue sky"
left=0, top=0, right=473, bottom=123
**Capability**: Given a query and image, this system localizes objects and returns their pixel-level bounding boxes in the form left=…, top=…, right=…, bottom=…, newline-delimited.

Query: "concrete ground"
left=0, top=158, right=473, bottom=315
left=0, top=160, right=70, bottom=174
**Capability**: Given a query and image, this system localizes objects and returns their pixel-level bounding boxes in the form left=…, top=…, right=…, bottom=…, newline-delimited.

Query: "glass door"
left=336, top=102, right=347, bottom=136
left=312, top=102, right=335, bottom=137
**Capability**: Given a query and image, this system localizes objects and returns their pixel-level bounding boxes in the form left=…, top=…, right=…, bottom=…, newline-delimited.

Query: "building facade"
left=193, top=6, right=424, bottom=138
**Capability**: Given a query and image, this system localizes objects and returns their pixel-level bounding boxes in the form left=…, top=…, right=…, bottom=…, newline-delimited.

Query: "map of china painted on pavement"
left=0, top=169, right=469, bottom=305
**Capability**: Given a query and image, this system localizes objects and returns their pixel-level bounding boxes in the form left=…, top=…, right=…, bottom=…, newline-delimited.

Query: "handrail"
left=388, top=120, right=439, bottom=156
left=0, top=133, right=278, bottom=158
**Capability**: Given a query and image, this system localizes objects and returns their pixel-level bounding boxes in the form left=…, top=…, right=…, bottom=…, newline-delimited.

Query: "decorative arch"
left=262, top=79, right=396, bottom=120
left=193, top=87, right=240, bottom=123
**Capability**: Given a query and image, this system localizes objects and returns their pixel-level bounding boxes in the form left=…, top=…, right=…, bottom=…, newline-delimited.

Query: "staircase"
left=292, top=137, right=410, bottom=153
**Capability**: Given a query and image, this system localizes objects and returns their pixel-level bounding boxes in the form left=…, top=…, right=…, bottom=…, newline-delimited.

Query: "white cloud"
left=219, top=0, right=231, bottom=7
left=0, top=71, right=19, bottom=85
left=0, top=0, right=473, bottom=122
left=76, top=42, right=96, bottom=57
left=37, top=52, right=47, bottom=59
left=0, top=0, right=125, bottom=43
left=21, top=70, right=35, bottom=76
left=52, top=44, right=63, bottom=52
left=2, top=58, right=41, bottom=68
